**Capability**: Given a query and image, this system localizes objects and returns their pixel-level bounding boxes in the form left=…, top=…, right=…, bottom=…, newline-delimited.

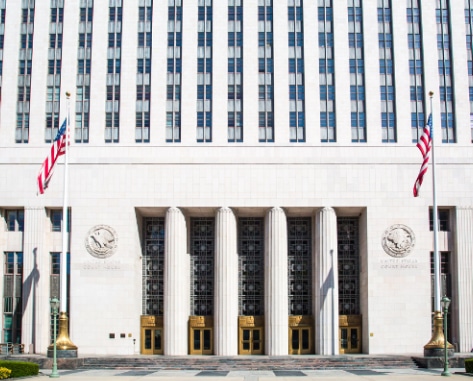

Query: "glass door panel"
left=288, top=327, right=312, bottom=354
left=190, top=327, right=213, bottom=355
left=339, top=327, right=361, bottom=353
left=141, top=328, right=163, bottom=354
left=239, top=328, right=263, bottom=355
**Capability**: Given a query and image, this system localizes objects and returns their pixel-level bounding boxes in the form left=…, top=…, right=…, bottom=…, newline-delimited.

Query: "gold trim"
left=238, top=315, right=264, bottom=328
left=141, top=315, right=163, bottom=328
left=424, top=311, right=454, bottom=349
left=189, top=315, right=213, bottom=328
left=339, top=314, right=362, bottom=327
left=288, top=315, right=313, bottom=327
left=48, top=312, right=77, bottom=351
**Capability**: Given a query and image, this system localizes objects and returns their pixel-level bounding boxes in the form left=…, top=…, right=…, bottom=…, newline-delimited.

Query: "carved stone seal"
left=382, top=224, right=415, bottom=258
left=85, top=225, right=118, bottom=259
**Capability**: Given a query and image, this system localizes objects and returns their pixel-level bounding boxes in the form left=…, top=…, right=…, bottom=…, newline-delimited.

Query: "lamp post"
left=441, top=295, right=451, bottom=377
left=50, top=297, right=60, bottom=378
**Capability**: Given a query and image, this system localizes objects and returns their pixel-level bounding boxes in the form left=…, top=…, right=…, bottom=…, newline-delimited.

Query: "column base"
left=47, top=349, right=78, bottom=358
left=423, top=347, right=454, bottom=358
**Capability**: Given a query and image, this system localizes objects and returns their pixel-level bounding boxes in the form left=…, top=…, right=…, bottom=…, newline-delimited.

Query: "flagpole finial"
left=66, top=91, right=71, bottom=98
left=429, top=91, right=434, bottom=97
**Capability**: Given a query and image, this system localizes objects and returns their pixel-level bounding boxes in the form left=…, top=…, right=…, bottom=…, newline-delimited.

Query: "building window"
left=196, top=1, right=213, bottom=143
left=190, top=218, right=215, bottom=316
left=49, top=252, right=70, bottom=342
left=348, top=0, right=366, bottom=143
left=429, top=208, right=450, bottom=231
left=338, top=218, right=360, bottom=315
left=105, top=2, right=123, bottom=143
left=288, top=0, right=305, bottom=142
left=75, top=1, right=93, bottom=144
left=238, top=218, right=264, bottom=316
left=3, top=252, right=23, bottom=343
left=228, top=0, right=243, bottom=142
left=378, top=0, right=396, bottom=143
left=288, top=218, right=312, bottom=316
left=16, top=0, right=35, bottom=144
left=319, top=1, right=336, bottom=142
left=5, top=210, right=24, bottom=232
left=437, top=0, right=455, bottom=143
left=50, top=209, right=71, bottom=233
left=258, top=1, right=274, bottom=142
left=142, top=217, right=165, bottom=316
left=136, top=0, right=153, bottom=143
left=166, top=1, right=182, bottom=143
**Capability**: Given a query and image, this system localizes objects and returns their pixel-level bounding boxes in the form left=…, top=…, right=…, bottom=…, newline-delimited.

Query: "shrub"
left=0, top=360, right=39, bottom=378
left=466, top=358, right=473, bottom=374
left=0, top=367, right=11, bottom=379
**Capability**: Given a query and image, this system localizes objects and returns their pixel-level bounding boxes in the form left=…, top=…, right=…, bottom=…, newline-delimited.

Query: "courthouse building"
left=0, top=0, right=473, bottom=356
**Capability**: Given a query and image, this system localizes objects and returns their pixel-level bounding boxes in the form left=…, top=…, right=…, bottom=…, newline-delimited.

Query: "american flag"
left=37, top=119, right=67, bottom=195
left=413, top=114, right=432, bottom=197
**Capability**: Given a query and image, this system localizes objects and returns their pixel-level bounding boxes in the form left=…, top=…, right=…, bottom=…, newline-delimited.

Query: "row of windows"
left=2, top=209, right=71, bottom=233
left=8, top=3, right=473, bottom=144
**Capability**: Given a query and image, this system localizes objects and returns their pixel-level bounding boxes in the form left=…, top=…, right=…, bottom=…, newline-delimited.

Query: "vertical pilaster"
left=314, top=207, right=339, bottom=355
left=214, top=207, right=238, bottom=355
left=22, top=207, right=49, bottom=354
left=164, top=207, right=189, bottom=355
left=265, top=207, right=288, bottom=355
left=454, top=207, right=473, bottom=352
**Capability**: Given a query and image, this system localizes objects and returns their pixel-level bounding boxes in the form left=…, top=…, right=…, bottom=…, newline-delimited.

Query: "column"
left=164, top=207, right=189, bottom=355
left=21, top=207, right=49, bottom=354
left=214, top=207, right=238, bottom=355
left=314, top=207, right=339, bottom=355
left=455, top=207, right=473, bottom=352
left=264, top=207, right=288, bottom=355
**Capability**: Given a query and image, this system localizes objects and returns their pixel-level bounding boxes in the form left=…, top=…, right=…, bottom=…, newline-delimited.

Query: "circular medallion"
left=85, top=225, right=118, bottom=259
left=382, top=224, right=415, bottom=258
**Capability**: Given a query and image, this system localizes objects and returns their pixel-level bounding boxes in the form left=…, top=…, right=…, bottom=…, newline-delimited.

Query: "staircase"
left=81, top=355, right=418, bottom=371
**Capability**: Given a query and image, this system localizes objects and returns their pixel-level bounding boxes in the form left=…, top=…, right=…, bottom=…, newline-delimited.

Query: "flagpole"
left=54, top=91, right=78, bottom=356
left=430, top=92, right=441, bottom=313
left=60, top=93, right=70, bottom=315
left=423, top=91, right=452, bottom=357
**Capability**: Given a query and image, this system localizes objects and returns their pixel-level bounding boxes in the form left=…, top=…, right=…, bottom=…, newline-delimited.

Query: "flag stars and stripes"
left=413, top=114, right=432, bottom=197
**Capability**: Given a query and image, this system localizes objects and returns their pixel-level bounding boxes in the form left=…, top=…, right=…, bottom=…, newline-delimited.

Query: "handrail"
left=0, top=343, right=24, bottom=355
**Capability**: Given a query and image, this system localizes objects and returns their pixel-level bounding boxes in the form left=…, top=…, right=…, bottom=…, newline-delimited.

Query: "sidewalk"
left=38, top=368, right=470, bottom=380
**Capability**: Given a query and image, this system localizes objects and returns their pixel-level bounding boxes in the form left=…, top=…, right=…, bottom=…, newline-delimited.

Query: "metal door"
left=239, top=328, right=263, bottom=355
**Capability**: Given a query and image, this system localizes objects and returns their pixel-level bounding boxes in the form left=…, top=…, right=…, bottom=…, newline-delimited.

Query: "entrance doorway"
left=189, top=316, right=213, bottom=355
left=339, top=315, right=361, bottom=354
left=238, top=316, right=264, bottom=354
left=288, top=315, right=313, bottom=354
left=140, top=316, right=163, bottom=354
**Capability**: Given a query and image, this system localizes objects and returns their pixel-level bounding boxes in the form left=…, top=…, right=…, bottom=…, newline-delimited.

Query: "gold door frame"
left=189, top=316, right=213, bottom=355
left=339, top=315, right=362, bottom=354
left=140, top=315, right=163, bottom=355
left=238, top=316, right=264, bottom=355
left=288, top=315, right=313, bottom=354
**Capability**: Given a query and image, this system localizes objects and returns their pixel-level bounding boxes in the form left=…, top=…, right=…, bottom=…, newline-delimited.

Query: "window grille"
left=337, top=218, right=360, bottom=315
left=287, top=218, right=312, bottom=315
left=142, top=217, right=165, bottom=316
left=190, top=218, right=215, bottom=316
left=238, top=218, right=264, bottom=316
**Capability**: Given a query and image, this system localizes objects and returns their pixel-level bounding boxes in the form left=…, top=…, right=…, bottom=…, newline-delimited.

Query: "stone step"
left=81, top=356, right=418, bottom=370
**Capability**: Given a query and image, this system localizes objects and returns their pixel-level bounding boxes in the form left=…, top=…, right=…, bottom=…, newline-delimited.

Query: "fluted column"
left=214, top=207, right=238, bottom=355
left=314, top=207, right=339, bottom=355
left=455, top=206, right=473, bottom=352
left=265, top=207, right=288, bottom=355
left=22, top=207, right=49, bottom=354
left=164, top=207, right=189, bottom=355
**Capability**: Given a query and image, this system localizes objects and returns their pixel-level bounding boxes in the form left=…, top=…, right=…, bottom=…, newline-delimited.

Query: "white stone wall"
left=0, top=1, right=472, bottom=356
